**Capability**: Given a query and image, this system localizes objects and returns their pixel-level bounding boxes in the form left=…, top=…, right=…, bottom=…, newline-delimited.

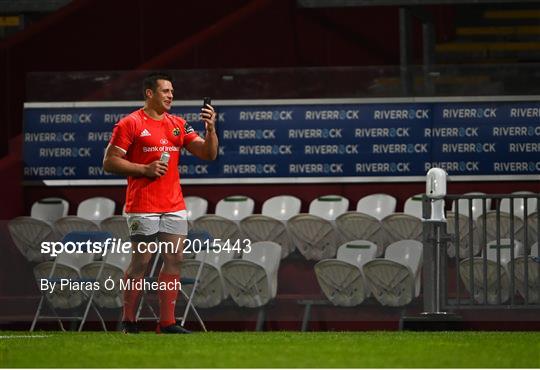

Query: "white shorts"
left=126, top=210, right=188, bottom=236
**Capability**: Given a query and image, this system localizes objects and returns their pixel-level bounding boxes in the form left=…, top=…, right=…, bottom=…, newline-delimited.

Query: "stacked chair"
left=31, top=231, right=112, bottom=332
left=363, top=240, right=423, bottom=307
left=287, top=195, right=348, bottom=260
left=55, top=197, right=115, bottom=237
left=314, top=241, right=378, bottom=306
left=240, top=195, right=301, bottom=259
left=8, top=197, right=69, bottom=262
left=193, top=195, right=254, bottom=249
left=459, top=238, right=524, bottom=304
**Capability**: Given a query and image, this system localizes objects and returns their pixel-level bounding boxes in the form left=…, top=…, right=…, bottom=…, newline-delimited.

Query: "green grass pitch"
left=0, top=331, right=538, bottom=368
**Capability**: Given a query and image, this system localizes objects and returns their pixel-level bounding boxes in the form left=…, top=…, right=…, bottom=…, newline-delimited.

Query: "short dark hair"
left=142, top=72, right=173, bottom=99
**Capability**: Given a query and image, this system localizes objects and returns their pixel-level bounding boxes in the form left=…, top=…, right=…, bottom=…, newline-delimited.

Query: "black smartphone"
left=203, top=97, right=211, bottom=109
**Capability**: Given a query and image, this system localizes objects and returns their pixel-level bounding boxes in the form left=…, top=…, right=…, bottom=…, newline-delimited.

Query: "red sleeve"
left=110, top=117, right=135, bottom=153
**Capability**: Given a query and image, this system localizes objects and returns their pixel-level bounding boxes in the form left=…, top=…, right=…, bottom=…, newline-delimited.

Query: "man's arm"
left=103, top=145, right=167, bottom=178
left=185, top=105, right=218, bottom=160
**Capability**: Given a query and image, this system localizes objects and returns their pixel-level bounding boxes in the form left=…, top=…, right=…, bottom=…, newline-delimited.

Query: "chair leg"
left=301, top=303, right=312, bottom=332
left=30, top=296, right=44, bottom=332
left=48, top=302, right=66, bottom=332
left=78, top=291, right=96, bottom=332
left=180, top=259, right=205, bottom=327
left=179, top=290, right=207, bottom=332
left=255, top=306, right=266, bottom=332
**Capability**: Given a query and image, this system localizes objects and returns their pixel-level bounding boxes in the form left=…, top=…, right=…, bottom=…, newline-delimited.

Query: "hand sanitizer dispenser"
left=426, top=168, right=447, bottom=221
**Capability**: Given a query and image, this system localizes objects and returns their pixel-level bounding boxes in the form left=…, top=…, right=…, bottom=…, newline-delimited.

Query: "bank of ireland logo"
left=172, top=127, right=180, bottom=136
left=160, top=138, right=168, bottom=145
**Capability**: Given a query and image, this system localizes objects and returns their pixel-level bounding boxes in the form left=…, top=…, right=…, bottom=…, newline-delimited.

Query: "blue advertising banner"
left=23, top=98, right=540, bottom=185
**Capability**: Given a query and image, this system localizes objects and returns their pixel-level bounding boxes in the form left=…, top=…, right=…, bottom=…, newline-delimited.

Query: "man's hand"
left=201, top=104, right=216, bottom=133
left=144, top=160, right=168, bottom=178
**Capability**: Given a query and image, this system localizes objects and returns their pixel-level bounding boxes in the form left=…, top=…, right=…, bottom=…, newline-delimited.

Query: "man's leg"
left=156, top=232, right=187, bottom=332
left=122, top=235, right=154, bottom=325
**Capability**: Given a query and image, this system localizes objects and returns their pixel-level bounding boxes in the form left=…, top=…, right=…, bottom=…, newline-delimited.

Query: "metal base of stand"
left=400, top=313, right=463, bottom=331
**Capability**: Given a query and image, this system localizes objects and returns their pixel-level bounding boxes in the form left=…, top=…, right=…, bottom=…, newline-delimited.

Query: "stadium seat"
left=459, top=238, right=524, bottom=304
left=286, top=195, right=348, bottom=260
left=513, top=242, right=539, bottom=303
left=184, top=196, right=208, bottom=221
left=446, top=213, right=480, bottom=258
left=362, top=240, right=423, bottom=307
left=356, top=193, right=396, bottom=220
left=499, top=191, right=538, bottom=219
left=221, top=241, right=281, bottom=308
left=80, top=247, right=132, bottom=310
left=193, top=196, right=252, bottom=250
left=403, top=194, right=424, bottom=219
left=309, top=195, right=349, bottom=221
left=475, top=211, right=527, bottom=246
left=193, top=215, right=241, bottom=250
left=31, top=197, right=69, bottom=223
left=31, top=231, right=111, bottom=332
left=54, top=216, right=100, bottom=237
left=181, top=245, right=234, bottom=308
left=262, top=195, right=301, bottom=220
left=53, top=197, right=115, bottom=237
left=335, top=212, right=385, bottom=256
left=100, top=216, right=130, bottom=243
left=451, top=192, right=491, bottom=220
left=527, top=212, right=539, bottom=247
left=314, top=240, right=377, bottom=306
left=8, top=217, right=60, bottom=262
left=240, top=195, right=301, bottom=258
left=185, top=196, right=208, bottom=230
left=77, top=197, right=116, bottom=221
left=215, top=195, right=255, bottom=221
left=381, top=213, right=423, bottom=247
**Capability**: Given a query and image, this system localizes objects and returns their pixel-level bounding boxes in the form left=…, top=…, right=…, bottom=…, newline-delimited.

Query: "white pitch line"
left=0, top=335, right=50, bottom=339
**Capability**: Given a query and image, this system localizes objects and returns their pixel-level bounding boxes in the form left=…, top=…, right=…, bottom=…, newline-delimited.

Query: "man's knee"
left=162, top=252, right=184, bottom=267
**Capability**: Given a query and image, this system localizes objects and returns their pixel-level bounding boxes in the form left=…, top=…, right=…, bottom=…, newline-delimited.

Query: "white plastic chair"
left=8, top=217, right=60, bottom=262
left=80, top=249, right=132, bottom=309
left=451, top=192, right=491, bottom=220
left=193, top=215, right=241, bottom=247
left=356, top=194, right=396, bottom=221
left=54, top=197, right=115, bottom=237
left=240, top=196, right=301, bottom=259
left=446, top=213, right=480, bottom=258
left=314, top=241, right=378, bottom=306
left=381, top=213, right=423, bottom=247
left=31, top=231, right=111, bottom=332
left=460, top=239, right=524, bottom=304
left=335, top=212, right=385, bottom=256
left=215, top=195, right=255, bottom=221
left=262, top=195, right=302, bottom=221
left=362, top=240, right=423, bottom=307
left=184, top=196, right=208, bottom=222
left=100, top=216, right=130, bottom=243
left=403, top=194, right=424, bottom=219
left=181, top=247, right=235, bottom=308
left=54, top=216, right=100, bottom=238
left=526, top=212, right=539, bottom=247
left=31, top=198, right=69, bottom=223
left=221, top=241, right=281, bottom=308
left=513, top=242, right=539, bottom=303
left=475, top=211, right=526, bottom=246
left=77, top=197, right=116, bottom=221
left=309, top=195, right=349, bottom=221
left=500, top=191, right=538, bottom=219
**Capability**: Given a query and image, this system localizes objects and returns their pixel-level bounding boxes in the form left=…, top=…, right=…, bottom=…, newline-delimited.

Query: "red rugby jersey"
left=109, top=109, right=198, bottom=213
